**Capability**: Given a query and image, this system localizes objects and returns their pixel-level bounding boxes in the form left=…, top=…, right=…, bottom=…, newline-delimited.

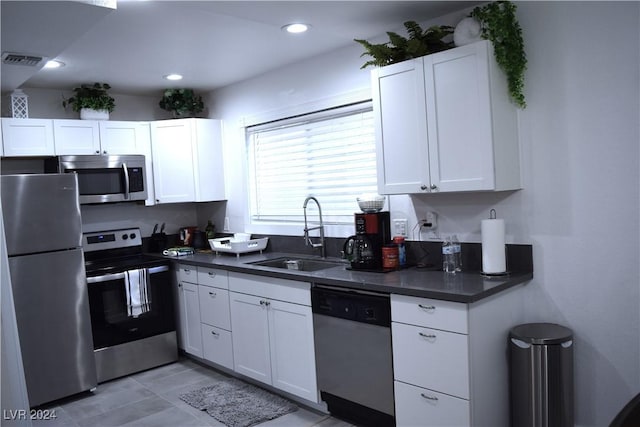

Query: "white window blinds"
left=246, top=101, right=377, bottom=225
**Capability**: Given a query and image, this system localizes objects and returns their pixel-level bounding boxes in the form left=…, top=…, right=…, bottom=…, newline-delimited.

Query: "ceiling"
left=1, top=1, right=480, bottom=96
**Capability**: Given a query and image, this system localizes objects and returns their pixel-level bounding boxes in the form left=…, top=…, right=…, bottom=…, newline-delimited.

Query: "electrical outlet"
left=393, top=219, right=408, bottom=237
left=423, top=211, right=438, bottom=229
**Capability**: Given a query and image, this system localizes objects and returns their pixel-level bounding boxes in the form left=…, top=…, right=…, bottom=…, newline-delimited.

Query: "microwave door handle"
left=122, top=162, right=130, bottom=200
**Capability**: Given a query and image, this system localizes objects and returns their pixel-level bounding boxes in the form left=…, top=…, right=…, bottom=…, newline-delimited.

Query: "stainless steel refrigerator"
left=1, top=173, right=97, bottom=407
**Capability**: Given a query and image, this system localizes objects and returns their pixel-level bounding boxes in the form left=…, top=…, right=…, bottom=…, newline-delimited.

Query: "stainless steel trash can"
left=509, top=323, right=573, bottom=427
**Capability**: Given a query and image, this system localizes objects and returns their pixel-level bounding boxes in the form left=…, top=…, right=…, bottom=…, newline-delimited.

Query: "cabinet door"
left=1, top=118, right=54, bottom=156
left=177, top=281, right=203, bottom=357
left=191, top=119, right=226, bottom=201
left=229, top=292, right=271, bottom=384
left=268, top=299, right=318, bottom=402
left=99, top=121, right=149, bottom=155
left=372, top=59, right=431, bottom=194
left=198, top=285, right=231, bottom=330
left=53, top=119, right=100, bottom=155
left=150, top=120, right=196, bottom=203
left=395, top=381, right=470, bottom=427
left=424, top=41, right=495, bottom=192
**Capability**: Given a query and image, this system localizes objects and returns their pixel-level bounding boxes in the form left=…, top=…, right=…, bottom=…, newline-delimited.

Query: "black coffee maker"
left=343, top=211, right=391, bottom=270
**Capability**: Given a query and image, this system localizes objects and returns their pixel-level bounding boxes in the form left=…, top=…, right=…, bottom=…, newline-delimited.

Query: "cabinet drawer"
left=394, top=380, right=470, bottom=427
left=177, top=264, right=198, bottom=284
left=392, top=322, right=469, bottom=399
left=198, top=285, right=231, bottom=330
left=391, top=294, right=467, bottom=334
left=198, top=267, right=228, bottom=289
left=201, top=324, right=233, bottom=370
left=228, top=272, right=310, bottom=306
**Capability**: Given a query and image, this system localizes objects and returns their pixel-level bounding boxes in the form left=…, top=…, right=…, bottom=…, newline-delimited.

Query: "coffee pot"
left=343, top=234, right=379, bottom=270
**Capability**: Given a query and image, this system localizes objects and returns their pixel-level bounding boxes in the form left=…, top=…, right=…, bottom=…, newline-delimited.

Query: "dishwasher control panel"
left=311, top=286, right=390, bottom=327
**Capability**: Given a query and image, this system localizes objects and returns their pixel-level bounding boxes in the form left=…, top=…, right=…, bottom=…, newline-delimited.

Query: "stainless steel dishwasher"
left=312, top=285, right=395, bottom=427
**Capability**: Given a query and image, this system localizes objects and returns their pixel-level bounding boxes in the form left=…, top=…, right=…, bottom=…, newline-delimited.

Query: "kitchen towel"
left=125, top=269, right=150, bottom=317
left=481, top=217, right=506, bottom=274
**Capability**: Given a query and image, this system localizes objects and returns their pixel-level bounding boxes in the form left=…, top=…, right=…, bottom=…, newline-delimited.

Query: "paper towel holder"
left=481, top=208, right=510, bottom=277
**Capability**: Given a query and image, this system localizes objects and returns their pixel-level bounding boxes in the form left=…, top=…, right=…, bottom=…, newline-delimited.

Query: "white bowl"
left=357, top=194, right=385, bottom=213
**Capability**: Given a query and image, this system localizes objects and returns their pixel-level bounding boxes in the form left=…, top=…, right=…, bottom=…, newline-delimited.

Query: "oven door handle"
left=87, top=265, right=169, bottom=284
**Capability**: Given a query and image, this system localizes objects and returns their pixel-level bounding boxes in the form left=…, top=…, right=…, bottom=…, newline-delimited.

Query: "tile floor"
left=31, top=357, right=355, bottom=427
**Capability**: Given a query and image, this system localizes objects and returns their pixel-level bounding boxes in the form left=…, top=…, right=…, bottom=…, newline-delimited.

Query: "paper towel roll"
left=481, top=218, right=506, bottom=273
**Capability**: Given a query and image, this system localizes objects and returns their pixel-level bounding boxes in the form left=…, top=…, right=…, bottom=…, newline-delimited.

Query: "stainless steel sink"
left=249, top=257, right=346, bottom=272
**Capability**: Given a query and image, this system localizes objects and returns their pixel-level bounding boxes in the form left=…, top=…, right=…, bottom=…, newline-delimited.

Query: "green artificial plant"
left=471, top=1, right=527, bottom=108
left=159, top=88, right=204, bottom=118
left=62, top=82, right=115, bottom=112
left=355, top=21, right=454, bottom=69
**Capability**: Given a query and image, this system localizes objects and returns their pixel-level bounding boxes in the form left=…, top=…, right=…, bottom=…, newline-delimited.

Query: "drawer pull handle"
left=210, top=330, right=219, bottom=336
left=260, top=300, right=271, bottom=307
left=209, top=291, right=217, bottom=297
left=419, top=332, right=437, bottom=339
left=208, top=272, right=216, bottom=277
left=421, top=393, right=438, bottom=401
left=184, top=269, right=191, bottom=274
left=418, top=304, right=436, bottom=311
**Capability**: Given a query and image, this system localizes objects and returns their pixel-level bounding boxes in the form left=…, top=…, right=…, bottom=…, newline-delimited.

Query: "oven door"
left=87, top=265, right=174, bottom=350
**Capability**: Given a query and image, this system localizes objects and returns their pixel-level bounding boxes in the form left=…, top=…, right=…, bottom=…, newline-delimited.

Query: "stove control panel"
left=83, top=227, right=142, bottom=252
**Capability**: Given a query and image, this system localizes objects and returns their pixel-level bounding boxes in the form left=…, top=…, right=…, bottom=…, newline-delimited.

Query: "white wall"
left=210, top=2, right=640, bottom=425
left=1, top=87, right=164, bottom=120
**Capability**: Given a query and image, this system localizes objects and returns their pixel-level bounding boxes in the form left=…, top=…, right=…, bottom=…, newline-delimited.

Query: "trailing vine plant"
left=471, top=1, right=527, bottom=108
left=354, top=21, right=454, bottom=69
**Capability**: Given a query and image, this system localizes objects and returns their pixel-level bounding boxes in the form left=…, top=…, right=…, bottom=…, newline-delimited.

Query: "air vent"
left=2, top=52, right=45, bottom=67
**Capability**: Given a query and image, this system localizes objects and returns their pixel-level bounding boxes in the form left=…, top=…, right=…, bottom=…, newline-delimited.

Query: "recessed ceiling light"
left=282, top=23, right=310, bottom=34
left=44, top=59, right=65, bottom=69
left=164, top=74, right=183, bottom=81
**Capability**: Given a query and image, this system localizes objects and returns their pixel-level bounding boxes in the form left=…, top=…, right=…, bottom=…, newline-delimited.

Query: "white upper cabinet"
left=54, top=120, right=149, bottom=155
left=98, top=121, right=151, bottom=155
left=150, top=118, right=226, bottom=204
left=1, top=118, right=55, bottom=156
left=372, top=40, right=521, bottom=194
left=53, top=120, right=100, bottom=155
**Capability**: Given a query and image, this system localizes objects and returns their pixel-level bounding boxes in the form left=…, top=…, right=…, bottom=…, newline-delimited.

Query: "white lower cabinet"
left=175, top=264, right=233, bottom=368
left=391, top=290, right=525, bottom=427
left=229, top=272, right=318, bottom=403
left=175, top=279, right=203, bottom=358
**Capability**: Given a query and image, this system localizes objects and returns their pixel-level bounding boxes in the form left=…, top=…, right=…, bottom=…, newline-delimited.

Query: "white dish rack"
left=209, top=237, right=269, bottom=257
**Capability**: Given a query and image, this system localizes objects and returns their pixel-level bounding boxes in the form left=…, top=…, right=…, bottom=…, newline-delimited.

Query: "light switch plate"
left=393, top=219, right=408, bottom=237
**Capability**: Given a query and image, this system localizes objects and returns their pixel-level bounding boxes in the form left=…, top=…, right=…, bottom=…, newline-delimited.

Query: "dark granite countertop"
left=153, top=250, right=533, bottom=304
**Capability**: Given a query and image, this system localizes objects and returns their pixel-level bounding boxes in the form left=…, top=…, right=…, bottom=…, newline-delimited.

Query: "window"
left=246, top=101, right=377, bottom=227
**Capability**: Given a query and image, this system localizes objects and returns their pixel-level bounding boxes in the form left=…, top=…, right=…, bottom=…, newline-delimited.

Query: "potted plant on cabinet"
left=354, top=21, right=454, bottom=68
left=62, top=82, right=115, bottom=120
left=353, top=0, right=527, bottom=108
left=158, top=88, right=204, bottom=118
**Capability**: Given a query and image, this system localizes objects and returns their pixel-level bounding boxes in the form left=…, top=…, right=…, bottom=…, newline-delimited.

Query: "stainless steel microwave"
left=45, top=155, right=147, bottom=204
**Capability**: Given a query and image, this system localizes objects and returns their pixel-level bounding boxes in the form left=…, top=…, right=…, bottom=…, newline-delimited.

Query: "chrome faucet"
left=303, top=196, right=325, bottom=258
